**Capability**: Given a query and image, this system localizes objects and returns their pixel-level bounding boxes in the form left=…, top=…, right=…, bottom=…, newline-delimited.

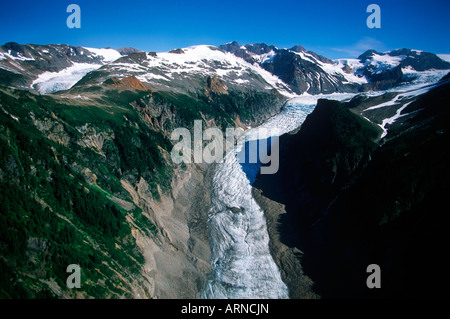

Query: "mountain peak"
left=244, top=43, right=276, bottom=54
left=358, top=48, right=450, bottom=72
left=168, top=48, right=185, bottom=54
left=358, top=49, right=382, bottom=61
left=117, top=47, right=142, bottom=55
left=289, top=45, right=306, bottom=53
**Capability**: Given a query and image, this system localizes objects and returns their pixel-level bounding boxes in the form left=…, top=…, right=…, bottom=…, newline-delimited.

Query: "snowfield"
left=82, top=47, right=122, bottom=62
left=437, top=54, right=450, bottom=62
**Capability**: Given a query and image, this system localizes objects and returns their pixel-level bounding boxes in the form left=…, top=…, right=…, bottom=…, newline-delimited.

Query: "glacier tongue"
left=203, top=140, right=289, bottom=299
left=202, top=97, right=323, bottom=299
left=31, top=63, right=101, bottom=94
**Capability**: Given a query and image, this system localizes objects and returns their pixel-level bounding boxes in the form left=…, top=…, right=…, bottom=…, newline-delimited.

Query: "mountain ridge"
left=2, top=41, right=449, bottom=97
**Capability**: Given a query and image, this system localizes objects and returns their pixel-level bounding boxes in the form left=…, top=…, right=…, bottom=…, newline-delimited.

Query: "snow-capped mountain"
left=1, top=41, right=449, bottom=97
left=348, top=48, right=450, bottom=90
left=0, top=42, right=124, bottom=93
left=69, top=45, right=293, bottom=97
left=220, top=42, right=450, bottom=95
left=311, top=47, right=450, bottom=91
left=220, top=41, right=365, bottom=94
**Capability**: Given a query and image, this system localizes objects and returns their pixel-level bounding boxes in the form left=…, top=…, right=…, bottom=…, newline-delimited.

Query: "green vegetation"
left=0, top=86, right=171, bottom=298
left=0, top=73, right=282, bottom=298
left=144, top=89, right=280, bottom=131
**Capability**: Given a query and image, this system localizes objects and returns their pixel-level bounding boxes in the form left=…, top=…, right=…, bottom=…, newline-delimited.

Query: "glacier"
left=201, top=78, right=447, bottom=298
left=31, top=63, right=101, bottom=94
left=202, top=93, right=355, bottom=299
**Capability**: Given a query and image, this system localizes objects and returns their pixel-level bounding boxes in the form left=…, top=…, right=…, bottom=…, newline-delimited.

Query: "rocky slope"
left=0, top=81, right=220, bottom=298
left=220, top=41, right=365, bottom=94
left=0, top=43, right=287, bottom=298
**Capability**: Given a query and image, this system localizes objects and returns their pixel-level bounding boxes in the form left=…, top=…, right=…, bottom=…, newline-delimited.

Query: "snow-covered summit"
left=73, top=44, right=293, bottom=96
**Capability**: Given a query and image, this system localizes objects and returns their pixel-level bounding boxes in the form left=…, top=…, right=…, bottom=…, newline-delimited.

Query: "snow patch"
left=233, top=78, right=249, bottom=84
left=128, top=45, right=293, bottom=96
left=291, top=50, right=316, bottom=64
left=379, top=102, right=412, bottom=139
left=253, top=50, right=277, bottom=64
left=370, top=53, right=403, bottom=67
left=83, top=47, right=122, bottom=62
left=0, top=51, right=35, bottom=61
left=317, top=58, right=368, bottom=85
left=437, top=54, right=450, bottom=63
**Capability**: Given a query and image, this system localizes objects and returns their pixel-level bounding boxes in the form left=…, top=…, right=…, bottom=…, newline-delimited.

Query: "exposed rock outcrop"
left=205, top=76, right=228, bottom=98
left=122, top=161, right=213, bottom=298
left=104, top=76, right=154, bottom=91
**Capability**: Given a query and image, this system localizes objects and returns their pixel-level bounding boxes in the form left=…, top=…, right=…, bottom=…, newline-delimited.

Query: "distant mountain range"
left=1, top=41, right=449, bottom=96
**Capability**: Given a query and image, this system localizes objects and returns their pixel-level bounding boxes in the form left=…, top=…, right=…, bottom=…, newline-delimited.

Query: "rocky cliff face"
left=0, top=85, right=174, bottom=298
left=262, top=50, right=361, bottom=94
left=218, top=41, right=277, bottom=64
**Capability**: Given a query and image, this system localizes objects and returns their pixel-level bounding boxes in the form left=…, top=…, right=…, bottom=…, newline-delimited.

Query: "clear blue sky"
left=1, top=0, right=449, bottom=59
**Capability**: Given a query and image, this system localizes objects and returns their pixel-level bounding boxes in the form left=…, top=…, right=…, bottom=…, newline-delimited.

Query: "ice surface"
left=202, top=93, right=354, bottom=299
left=31, top=63, right=101, bottom=94
left=437, top=54, right=450, bottom=62
left=83, top=47, right=122, bottom=62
